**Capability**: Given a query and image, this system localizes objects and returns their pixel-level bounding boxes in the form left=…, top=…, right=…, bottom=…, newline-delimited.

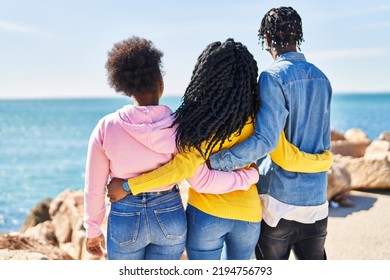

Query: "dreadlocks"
left=258, top=6, right=304, bottom=51
left=172, top=38, right=259, bottom=158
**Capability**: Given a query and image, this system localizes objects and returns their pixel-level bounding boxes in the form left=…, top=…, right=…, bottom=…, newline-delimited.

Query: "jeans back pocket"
left=154, top=204, right=187, bottom=240
left=108, top=210, right=141, bottom=246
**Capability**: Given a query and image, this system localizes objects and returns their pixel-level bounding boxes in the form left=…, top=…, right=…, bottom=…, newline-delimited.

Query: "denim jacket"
left=209, top=52, right=332, bottom=206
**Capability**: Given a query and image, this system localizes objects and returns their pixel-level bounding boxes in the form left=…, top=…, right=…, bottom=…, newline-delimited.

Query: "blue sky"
left=1, top=0, right=390, bottom=99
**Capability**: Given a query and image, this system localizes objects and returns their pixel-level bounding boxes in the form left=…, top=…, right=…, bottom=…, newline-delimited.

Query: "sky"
left=1, top=0, right=390, bottom=99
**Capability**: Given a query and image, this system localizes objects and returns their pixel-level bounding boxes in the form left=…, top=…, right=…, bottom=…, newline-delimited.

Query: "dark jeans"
left=255, top=217, right=328, bottom=260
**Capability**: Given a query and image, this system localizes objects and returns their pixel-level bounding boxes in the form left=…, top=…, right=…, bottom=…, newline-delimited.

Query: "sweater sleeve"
left=186, top=163, right=259, bottom=194
left=83, top=125, right=109, bottom=238
left=128, top=148, right=205, bottom=195
left=270, top=131, right=333, bottom=172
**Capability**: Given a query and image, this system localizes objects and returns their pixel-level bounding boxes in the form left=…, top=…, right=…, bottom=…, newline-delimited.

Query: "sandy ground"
left=325, top=190, right=390, bottom=260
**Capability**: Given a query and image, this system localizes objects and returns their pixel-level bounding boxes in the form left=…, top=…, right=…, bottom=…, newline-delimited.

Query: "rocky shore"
left=0, top=189, right=99, bottom=260
left=327, top=129, right=390, bottom=205
left=1, top=128, right=389, bottom=260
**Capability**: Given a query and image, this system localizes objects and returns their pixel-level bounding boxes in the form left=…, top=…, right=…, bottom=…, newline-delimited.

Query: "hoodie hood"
left=117, top=104, right=176, bottom=154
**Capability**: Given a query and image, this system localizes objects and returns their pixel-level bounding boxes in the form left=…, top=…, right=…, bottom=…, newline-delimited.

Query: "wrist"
left=122, top=180, right=132, bottom=194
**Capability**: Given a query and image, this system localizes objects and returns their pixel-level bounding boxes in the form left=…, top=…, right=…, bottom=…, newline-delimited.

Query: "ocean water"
left=0, top=94, right=389, bottom=233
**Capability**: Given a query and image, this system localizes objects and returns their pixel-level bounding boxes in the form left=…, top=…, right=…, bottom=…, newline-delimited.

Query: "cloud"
left=0, top=20, right=55, bottom=38
left=307, top=48, right=387, bottom=60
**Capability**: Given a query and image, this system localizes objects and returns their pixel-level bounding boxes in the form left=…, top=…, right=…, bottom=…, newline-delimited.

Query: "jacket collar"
left=276, top=52, right=306, bottom=62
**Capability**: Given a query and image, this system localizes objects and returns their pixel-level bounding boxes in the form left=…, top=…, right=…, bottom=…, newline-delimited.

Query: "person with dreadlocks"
left=208, top=7, right=333, bottom=260
left=107, top=38, right=332, bottom=260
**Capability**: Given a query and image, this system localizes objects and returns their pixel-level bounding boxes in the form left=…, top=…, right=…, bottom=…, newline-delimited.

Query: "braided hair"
left=258, top=6, right=304, bottom=51
left=172, top=38, right=259, bottom=158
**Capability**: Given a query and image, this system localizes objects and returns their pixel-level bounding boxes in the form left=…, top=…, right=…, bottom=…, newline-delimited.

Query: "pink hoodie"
left=84, top=104, right=259, bottom=238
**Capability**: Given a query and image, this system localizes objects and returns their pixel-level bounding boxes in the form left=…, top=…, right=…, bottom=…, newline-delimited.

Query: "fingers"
left=86, top=240, right=102, bottom=256
left=87, top=245, right=103, bottom=257
left=86, top=235, right=106, bottom=257
left=107, top=193, right=118, bottom=203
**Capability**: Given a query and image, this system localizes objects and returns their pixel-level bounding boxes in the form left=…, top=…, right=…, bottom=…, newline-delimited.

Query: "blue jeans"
left=107, top=187, right=187, bottom=260
left=255, top=218, right=328, bottom=260
left=185, top=204, right=260, bottom=260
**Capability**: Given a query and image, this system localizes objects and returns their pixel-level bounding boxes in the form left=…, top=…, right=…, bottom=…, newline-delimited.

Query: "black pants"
left=255, top=217, right=328, bottom=260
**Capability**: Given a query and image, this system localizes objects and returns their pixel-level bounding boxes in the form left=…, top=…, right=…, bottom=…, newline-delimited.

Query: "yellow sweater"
left=128, top=121, right=332, bottom=222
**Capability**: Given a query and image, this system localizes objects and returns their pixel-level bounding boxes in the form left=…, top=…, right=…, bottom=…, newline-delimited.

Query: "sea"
left=0, top=93, right=389, bottom=233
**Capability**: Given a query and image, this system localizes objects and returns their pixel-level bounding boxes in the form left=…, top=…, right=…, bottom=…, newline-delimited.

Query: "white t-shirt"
left=260, top=194, right=329, bottom=227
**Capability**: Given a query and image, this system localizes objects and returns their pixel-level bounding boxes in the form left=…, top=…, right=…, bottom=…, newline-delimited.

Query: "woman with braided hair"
left=172, top=39, right=259, bottom=159
left=107, top=38, right=332, bottom=260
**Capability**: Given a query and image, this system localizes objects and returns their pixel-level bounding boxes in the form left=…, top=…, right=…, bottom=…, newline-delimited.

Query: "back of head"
left=258, top=6, right=304, bottom=51
left=173, top=38, right=259, bottom=157
left=105, top=36, right=163, bottom=97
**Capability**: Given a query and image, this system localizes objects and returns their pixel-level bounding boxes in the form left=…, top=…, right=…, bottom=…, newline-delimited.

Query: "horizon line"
left=1, top=91, right=390, bottom=101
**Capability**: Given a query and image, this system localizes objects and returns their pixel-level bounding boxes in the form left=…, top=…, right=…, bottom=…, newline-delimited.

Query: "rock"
left=327, top=158, right=352, bottom=200
left=20, top=198, right=52, bottom=233
left=327, top=130, right=390, bottom=203
left=330, top=128, right=371, bottom=157
left=49, top=189, right=102, bottom=259
left=331, top=140, right=370, bottom=158
left=337, top=156, right=390, bottom=190
left=344, top=128, right=371, bottom=143
left=50, top=190, right=84, bottom=243
left=0, top=233, right=73, bottom=260
left=51, top=203, right=73, bottom=244
left=2, top=189, right=108, bottom=260
left=331, top=130, right=346, bottom=141
left=0, top=249, right=50, bottom=260
left=364, top=140, right=390, bottom=160
left=332, top=193, right=355, bottom=207
left=378, top=131, right=390, bottom=142
left=21, top=220, right=58, bottom=246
